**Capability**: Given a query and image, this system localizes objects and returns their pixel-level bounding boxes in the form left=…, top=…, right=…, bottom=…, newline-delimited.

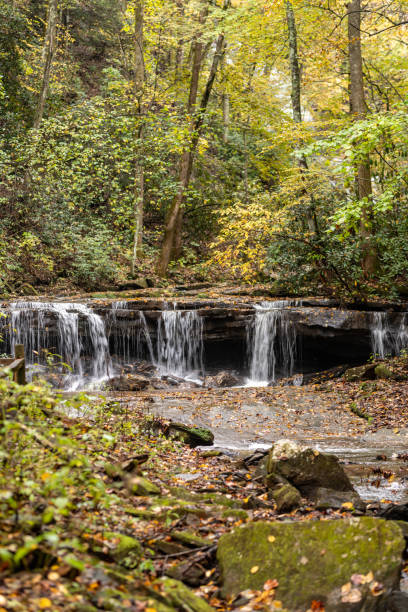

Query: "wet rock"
left=270, top=482, right=302, bottom=513
left=217, top=517, right=405, bottom=610
left=153, top=577, right=215, bottom=612
left=204, top=371, right=239, bottom=388
left=344, top=363, right=377, bottom=382
left=127, top=476, right=160, bottom=496
left=107, top=374, right=149, bottom=391
left=104, top=532, right=142, bottom=569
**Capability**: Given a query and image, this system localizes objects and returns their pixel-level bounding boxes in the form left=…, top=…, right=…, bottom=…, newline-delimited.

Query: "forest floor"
left=2, top=361, right=408, bottom=611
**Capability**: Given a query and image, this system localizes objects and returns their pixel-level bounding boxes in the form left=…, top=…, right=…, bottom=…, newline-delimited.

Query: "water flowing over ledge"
left=1, top=298, right=408, bottom=389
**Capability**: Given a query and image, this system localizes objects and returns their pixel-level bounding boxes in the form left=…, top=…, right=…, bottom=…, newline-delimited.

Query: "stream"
left=2, top=297, right=408, bottom=505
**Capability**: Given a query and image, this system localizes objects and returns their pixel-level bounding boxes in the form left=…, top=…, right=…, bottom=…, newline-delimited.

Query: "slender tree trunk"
left=157, top=30, right=226, bottom=276
left=285, top=0, right=317, bottom=235
left=131, top=0, right=145, bottom=276
left=222, top=93, right=230, bottom=143
left=170, top=13, right=206, bottom=262
left=347, top=0, right=377, bottom=275
left=33, top=0, right=58, bottom=129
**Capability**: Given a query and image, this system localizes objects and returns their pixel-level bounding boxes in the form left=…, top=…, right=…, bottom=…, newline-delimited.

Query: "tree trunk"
left=222, top=93, right=230, bottom=144
left=157, top=28, right=226, bottom=277
left=347, top=0, right=377, bottom=275
left=131, top=0, right=145, bottom=276
left=285, top=0, right=317, bottom=235
left=33, top=0, right=58, bottom=129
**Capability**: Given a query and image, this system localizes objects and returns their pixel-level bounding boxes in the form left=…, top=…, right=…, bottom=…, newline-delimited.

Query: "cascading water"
left=371, top=311, right=408, bottom=358
left=156, top=306, right=204, bottom=381
left=6, top=302, right=112, bottom=389
left=246, top=300, right=298, bottom=386
left=108, top=302, right=154, bottom=365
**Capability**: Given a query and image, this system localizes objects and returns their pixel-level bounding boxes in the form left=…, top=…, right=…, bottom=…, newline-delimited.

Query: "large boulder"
left=217, top=517, right=405, bottom=611
left=107, top=374, right=150, bottom=391
left=266, top=440, right=363, bottom=510
left=204, top=371, right=239, bottom=388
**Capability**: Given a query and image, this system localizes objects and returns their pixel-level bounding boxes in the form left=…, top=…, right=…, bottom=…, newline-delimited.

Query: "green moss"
left=217, top=518, right=404, bottom=609
left=270, top=483, right=301, bottom=513
left=104, top=532, right=142, bottom=569
left=374, top=364, right=394, bottom=379
left=154, top=578, right=215, bottom=612
left=171, top=531, right=212, bottom=548
left=169, top=487, right=240, bottom=508
left=128, top=476, right=160, bottom=496
left=221, top=509, right=248, bottom=520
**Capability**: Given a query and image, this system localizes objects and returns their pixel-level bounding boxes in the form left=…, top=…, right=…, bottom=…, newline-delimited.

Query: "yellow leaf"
left=268, top=535, right=276, bottom=543
left=341, top=502, right=354, bottom=510
left=250, top=565, right=259, bottom=574
left=38, top=599, right=52, bottom=609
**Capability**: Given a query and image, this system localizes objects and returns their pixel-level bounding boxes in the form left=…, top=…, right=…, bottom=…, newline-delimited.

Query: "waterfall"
left=7, top=302, right=112, bottom=389
left=157, top=307, right=203, bottom=380
left=108, top=303, right=155, bottom=365
left=247, top=300, right=298, bottom=385
left=371, top=311, right=408, bottom=358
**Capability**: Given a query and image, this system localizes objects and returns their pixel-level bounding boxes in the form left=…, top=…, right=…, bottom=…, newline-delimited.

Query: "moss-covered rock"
left=167, top=423, right=214, bottom=447
left=217, top=518, right=404, bottom=611
left=374, top=364, right=394, bottom=379
left=221, top=509, right=249, bottom=520
left=104, top=533, right=142, bottom=569
left=171, top=530, right=212, bottom=548
left=154, top=577, right=216, bottom=612
left=128, top=476, right=160, bottom=496
left=104, top=462, right=125, bottom=480
left=270, top=483, right=301, bottom=513
left=169, top=486, right=240, bottom=507
left=344, top=363, right=376, bottom=382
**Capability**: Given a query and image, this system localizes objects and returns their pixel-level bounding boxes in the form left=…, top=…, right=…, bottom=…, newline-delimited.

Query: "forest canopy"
left=1, top=0, right=408, bottom=297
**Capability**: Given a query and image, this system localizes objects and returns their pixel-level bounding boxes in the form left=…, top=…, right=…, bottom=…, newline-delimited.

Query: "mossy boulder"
left=154, top=577, right=215, bottom=612
left=167, top=423, right=214, bottom=447
left=217, top=518, right=404, bottom=611
left=270, top=482, right=301, bottom=513
left=128, top=476, right=160, bottom=496
left=374, top=364, right=394, bottom=379
left=344, top=364, right=376, bottom=382
left=104, top=532, right=142, bottom=569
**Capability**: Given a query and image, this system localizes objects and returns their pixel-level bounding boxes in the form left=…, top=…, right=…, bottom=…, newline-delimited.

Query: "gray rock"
left=107, top=374, right=150, bottom=391
left=204, top=371, right=239, bottom=388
